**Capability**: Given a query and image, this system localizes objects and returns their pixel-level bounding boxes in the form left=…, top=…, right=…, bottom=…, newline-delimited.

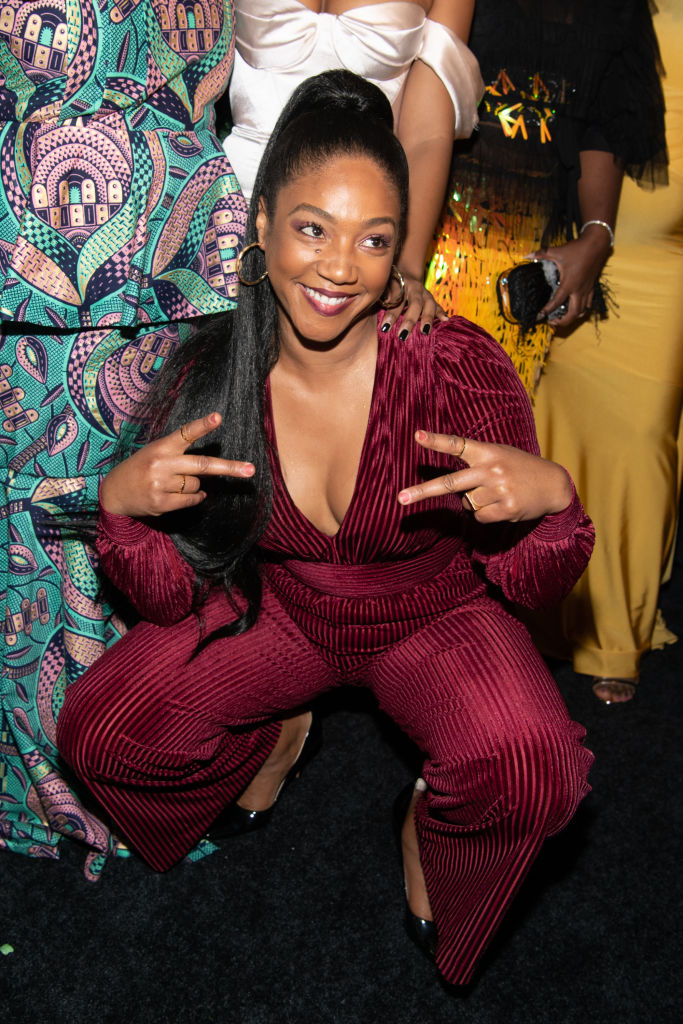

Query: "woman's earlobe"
left=255, top=200, right=268, bottom=244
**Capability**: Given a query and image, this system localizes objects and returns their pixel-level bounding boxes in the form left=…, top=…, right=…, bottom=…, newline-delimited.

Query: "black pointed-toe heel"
left=404, top=907, right=439, bottom=960
left=393, top=780, right=438, bottom=961
left=208, top=714, right=322, bottom=840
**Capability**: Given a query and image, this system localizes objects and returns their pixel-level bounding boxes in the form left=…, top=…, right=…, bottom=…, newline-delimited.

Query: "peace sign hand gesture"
left=398, top=430, right=573, bottom=523
left=99, top=413, right=255, bottom=519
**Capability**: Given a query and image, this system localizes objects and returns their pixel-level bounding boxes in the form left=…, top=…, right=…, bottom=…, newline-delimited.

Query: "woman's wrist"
left=99, top=470, right=131, bottom=518
left=99, top=475, right=117, bottom=515
left=577, top=222, right=613, bottom=260
left=544, top=463, right=574, bottom=516
left=580, top=219, right=615, bottom=249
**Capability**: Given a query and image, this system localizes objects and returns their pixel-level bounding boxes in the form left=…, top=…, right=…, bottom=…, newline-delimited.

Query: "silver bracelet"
left=580, top=219, right=615, bottom=248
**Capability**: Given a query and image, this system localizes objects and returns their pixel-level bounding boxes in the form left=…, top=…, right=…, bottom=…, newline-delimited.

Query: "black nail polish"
left=381, top=322, right=391, bottom=333
left=399, top=329, right=409, bottom=342
left=422, top=323, right=431, bottom=335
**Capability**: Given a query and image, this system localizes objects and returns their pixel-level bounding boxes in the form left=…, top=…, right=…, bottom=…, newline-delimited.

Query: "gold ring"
left=455, top=437, right=467, bottom=459
left=180, top=424, right=190, bottom=443
left=179, top=475, right=186, bottom=494
left=464, top=490, right=481, bottom=512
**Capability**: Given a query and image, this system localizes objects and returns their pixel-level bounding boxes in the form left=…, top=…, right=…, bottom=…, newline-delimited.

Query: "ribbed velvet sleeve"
left=472, top=487, right=595, bottom=609
left=97, top=510, right=196, bottom=625
left=432, top=320, right=595, bottom=608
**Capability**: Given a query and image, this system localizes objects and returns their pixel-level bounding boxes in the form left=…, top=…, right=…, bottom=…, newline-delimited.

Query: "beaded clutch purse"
left=496, top=259, right=567, bottom=330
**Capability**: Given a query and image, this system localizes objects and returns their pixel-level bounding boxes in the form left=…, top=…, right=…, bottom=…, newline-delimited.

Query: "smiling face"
left=255, top=154, right=400, bottom=349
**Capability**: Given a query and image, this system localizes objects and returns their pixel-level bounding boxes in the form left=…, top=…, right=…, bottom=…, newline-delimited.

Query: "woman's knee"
left=422, top=721, right=593, bottom=836
left=57, top=653, right=164, bottom=780
left=533, top=720, right=594, bottom=835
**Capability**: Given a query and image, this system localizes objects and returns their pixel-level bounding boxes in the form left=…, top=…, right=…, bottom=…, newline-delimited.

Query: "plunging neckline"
left=265, top=329, right=385, bottom=542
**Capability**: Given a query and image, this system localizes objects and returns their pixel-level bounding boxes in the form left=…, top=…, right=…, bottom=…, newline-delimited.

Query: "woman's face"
left=256, top=154, right=400, bottom=346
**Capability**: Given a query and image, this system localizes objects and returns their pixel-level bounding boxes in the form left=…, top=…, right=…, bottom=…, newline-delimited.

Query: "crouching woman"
left=57, top=72, right=594, bottom=987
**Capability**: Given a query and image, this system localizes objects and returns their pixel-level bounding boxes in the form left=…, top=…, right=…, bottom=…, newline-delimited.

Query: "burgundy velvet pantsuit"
left=58, top=318, right=595, bottom=985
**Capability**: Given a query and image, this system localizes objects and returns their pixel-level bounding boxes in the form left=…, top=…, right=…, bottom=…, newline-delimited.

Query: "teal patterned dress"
left=0, top=0, right=247, bottom=878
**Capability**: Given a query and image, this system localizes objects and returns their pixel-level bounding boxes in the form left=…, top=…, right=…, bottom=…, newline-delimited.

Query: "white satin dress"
left=225, top=0, right=483, bottom=199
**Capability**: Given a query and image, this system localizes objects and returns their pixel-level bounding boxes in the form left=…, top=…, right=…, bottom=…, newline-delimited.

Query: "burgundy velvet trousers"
left=58, top=584, right=592, bottom=985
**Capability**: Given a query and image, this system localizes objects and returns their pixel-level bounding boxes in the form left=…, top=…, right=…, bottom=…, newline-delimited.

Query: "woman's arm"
left=395, top=59, right=455, bottom=286
left=96, top=413, right=255, bottom=624
left=536, top=149, right=624, bottom=326
left=398, top=429, right=594, bottom=609
left=397, top=320, right=595, bottom=607
left=535, top=0, right=666, bottom=327
left=386, top=0, right=480, bottom=336
left=468, top=484, right=595, bottom=610
left=398, top=0, right=476, bottom=267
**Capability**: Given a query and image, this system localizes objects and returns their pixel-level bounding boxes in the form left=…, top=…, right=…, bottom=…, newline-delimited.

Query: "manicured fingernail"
left=381, top=321, right=391, bottom=333
left=422, top=323, right=431, bottom=335
left=399, top=329, right=409, bottom=342
left=398, top=492, right=410, bottom=504
left=241, top=464, right=255, bottom=476
left=415, top=430, right=427, bottom=441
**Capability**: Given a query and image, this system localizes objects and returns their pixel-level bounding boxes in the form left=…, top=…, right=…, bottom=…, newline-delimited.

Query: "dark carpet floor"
left=3, top=559, right=683, bottom=1023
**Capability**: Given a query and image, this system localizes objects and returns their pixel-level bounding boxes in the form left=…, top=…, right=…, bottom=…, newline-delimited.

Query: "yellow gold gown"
left=531, top=1, right=683, bottom=678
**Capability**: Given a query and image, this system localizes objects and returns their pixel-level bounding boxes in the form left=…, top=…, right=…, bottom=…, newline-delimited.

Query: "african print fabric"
left=0, top=0, right=247, bottom=877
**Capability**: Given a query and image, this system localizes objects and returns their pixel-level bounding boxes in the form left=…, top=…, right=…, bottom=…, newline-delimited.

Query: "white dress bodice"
left=225, top=0, right=483, bottom=199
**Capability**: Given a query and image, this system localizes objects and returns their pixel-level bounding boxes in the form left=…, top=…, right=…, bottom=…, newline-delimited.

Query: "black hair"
left=146, top=71, right=409, bottom=640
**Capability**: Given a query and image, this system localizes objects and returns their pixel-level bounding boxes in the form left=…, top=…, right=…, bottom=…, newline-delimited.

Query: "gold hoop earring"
left=236, top=242, right=268, bottom=286
left=380, top=266, right=406, bottom=309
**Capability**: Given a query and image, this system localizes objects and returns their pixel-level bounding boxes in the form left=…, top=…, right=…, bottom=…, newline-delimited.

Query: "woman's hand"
left=100, top=413, right=255, bottom=519
left=398, top=430, right=572, bottom=522
left=531, top=225, right=612, bottom=328
left=380, top=269, right=448, bottom=339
